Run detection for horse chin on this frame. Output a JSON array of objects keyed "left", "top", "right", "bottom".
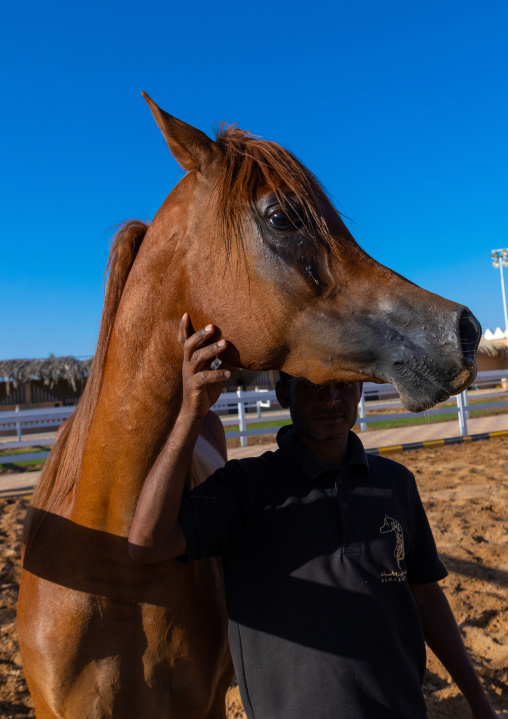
[
  {"left": 395, "top": 385, "right": 450, "bottom": 413},
  {"left": 389, "top": 367, "right": 452, "bottom": 413}
]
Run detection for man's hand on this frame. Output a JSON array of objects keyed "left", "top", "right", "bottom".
[
  {"left": 178, "top": 313, "right": 231, "bottom": 419},
  {"left": 411, "top": 583, "right": 498, "bottom": 719},
  {"left": 129, "top": 314, "right": 231, "bottom": 563}
]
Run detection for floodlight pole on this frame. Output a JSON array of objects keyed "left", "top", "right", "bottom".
[{"left": 491, "top": 248, "right": 508, "bottom": 349}]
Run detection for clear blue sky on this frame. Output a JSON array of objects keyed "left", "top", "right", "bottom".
[{"left": 2, "top": 0, "right": 508, "bottom": 359}]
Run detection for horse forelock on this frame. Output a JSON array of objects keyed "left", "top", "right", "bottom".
[
  {"left": 24, "top": 220, "right": 149, "bottom": 545},
  {"left": 213, "top": 124, "right": 340, "bottom": 262}
]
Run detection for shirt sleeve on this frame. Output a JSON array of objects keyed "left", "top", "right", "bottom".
[
  {"left": 178, "top": 459, "right": 257, "bottom": 562},
  {"left": 405, "top": 477, "right": 448, "bottom": 585}
]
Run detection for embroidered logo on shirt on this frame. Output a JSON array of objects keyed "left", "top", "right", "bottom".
[{"left": 379, "top": 514, "right": 407, "bottom": 582}]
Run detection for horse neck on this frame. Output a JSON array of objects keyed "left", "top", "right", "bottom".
[
  {"left": 72, "top": 223, "right": 190, "bottom": 533},
  {"left": 71, "top": 175, "right": 228, "bottom": 533},
  {"left": 71, "top": 326, "right": 184, "bottom": 533}
]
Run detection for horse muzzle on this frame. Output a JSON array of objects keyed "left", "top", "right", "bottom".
[{"left": 381, "top": 308, "right": 481, "bottom": 412}]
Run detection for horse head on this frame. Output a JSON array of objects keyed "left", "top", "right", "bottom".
[
  {"left": 379, "top": 516, "right": 392, "bottom": 534},
  {"left": 141, "top": 93, "right": 480, "bottom": 413}
]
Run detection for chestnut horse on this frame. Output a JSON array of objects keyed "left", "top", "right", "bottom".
[{"left": 17, "top": 93, "right": 481, "bottom": 718}]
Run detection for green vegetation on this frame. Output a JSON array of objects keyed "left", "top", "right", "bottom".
[
  {"left": 225, "top": 419, "right": 291, "bottom": 432},
  {"left": 1, "top": 460, "right": 45, "bottom": 470},
  {"left": 366, "top": 413, "right": 457, "bottom": 430},
  {"left": 366, "top": 405, "right": 508, "bottom": 430},
  {"left": 0, "top": 446, "right": 51, "bottom": 473},
  {"left": 0, "top": 446, "right": 51, "bottom": 456},
  {"left": 224, "top": 402, "right": 508, "bottom": 434}
]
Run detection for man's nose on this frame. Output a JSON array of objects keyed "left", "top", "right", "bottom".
[{"left": 321, "top": 384, "right": 341, "bottom": 406}]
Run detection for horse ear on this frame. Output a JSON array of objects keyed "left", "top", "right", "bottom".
[{"left": 142, "top": 92, "right": 218, "bottom": 172}]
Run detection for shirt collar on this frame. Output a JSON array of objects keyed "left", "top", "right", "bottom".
[{"left": 276, "top": 425, "right": 369, "bottom": 482}]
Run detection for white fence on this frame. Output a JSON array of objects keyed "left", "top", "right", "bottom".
[
  {"left": 0, "top": 406, "right": 75, "bottom": 465},
  {"left": 1, "top": 370, "right": 508, "bottom": 463}
]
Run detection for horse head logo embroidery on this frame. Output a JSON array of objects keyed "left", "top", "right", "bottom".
[{"left": 380, "top": 514, "right": 405, "bottom": 570}]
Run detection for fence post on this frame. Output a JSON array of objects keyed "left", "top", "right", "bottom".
[
  {"left": 358, "top": 387, "right": 367, "bottom": 432},
  {"left": 15, "top": 405, "right": 22, "bottom": 442},
  {"left": 457, "top": 391, "right": 468, "bottom": 437},
  {"left": 255, "top": 387, "right": 262, "bottom": 418},
  {"left": 463, "top": 389, "right": 469, "bottom": 419},
  {"left": 237, "top": 388, "right": 248, "bottom": 447}
]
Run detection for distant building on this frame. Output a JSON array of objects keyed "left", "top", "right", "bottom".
[
  {"left": 0, "top": 357, "right": 92, "bottom": 411},
  {"left": 483, "top": 327, "right": 507, "bottom": 341},
  {"left": 477, "top": 330, "right": 508, "bottom": 373}
]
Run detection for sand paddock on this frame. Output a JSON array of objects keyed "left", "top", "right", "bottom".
[{"left": 1, "top": 437, "right": 507, "bottom": 717}]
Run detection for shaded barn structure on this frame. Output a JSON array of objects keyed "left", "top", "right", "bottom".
[
  {"left": 0, "top": 357, "right": 92, "bottom": 411},
  {"left": 0, "top": 357, "right": 277, "bottom": 411},
  {"left": 476, "top": 337, "right": 508, "bottom": 373}
]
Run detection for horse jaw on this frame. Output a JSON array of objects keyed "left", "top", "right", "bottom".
[{"left": 278, "top": 300, "right": 480, "bottom": 413}]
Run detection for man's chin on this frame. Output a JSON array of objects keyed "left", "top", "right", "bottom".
[
  {"left": 302, "top": 427, "right": 349, "bottom": 443},
  {"left": 312, "top": 432, "right": 347, "bottom": 442}
]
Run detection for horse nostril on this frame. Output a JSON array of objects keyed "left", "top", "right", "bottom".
[{"left": 458, "top": 309, "right": 481, "bottom": 364}]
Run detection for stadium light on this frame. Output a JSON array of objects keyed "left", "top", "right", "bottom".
[{"left": 491, "top": 248, "right": 508, "bottom": 348}]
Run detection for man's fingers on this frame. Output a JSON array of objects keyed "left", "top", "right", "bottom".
[
  {"left": 179, "top": 322, "right": 232, "bottom": 386},
  {"left": 219, "top": 361, "right": 234, "bottom": 375},
  {"left": 188, "top": 339, "right": 228, "bottom": 369},
  {"left": 183, "top": 323, "right": 215, "bottom": 361},
  {"left": 194, "top": 369, "right": 231, "bottom": 386},
  {"left": 178, "top": 313, "right": 191, "bottom": 348}
]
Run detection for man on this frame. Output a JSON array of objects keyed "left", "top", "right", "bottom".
[{"left": 129, "top": 316, "right": 496, "bottom": 719}]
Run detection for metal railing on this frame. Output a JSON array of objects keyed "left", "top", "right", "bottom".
[{"left": 1, "top": 370, "right": 508, "bottom": 462}]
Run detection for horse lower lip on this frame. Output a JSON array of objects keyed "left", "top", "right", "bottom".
[
  {"left": 393, "top": 362, "right": 443, "bottom": 393},
  {"left": 391, "top": 362, "right": 452, "bottom": 410}
]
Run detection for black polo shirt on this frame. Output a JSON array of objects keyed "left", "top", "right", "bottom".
[{"left": 179, "top": 427, "right": 447, "bottom": 719}]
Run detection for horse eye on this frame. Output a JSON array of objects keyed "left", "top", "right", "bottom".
[
  {"left": 267, "top": 208, "right": 303, "bottom": 230},
  {"left": 268, "top": 211, "right": 292, "bottom": 228}
]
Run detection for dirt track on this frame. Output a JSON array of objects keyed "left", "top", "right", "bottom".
[{"left": 1, "top": 437, "right": 507, "bottom": 717}]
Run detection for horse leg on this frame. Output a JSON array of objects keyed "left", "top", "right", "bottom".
[
  {"left": 23, "top": 666, "right": 59, "bottom": 719},
  {"left": 204, "top": 658, "right": 235, "bottom": 719},
  {"left": 205, "top": 695, "right": 228, "bottom": 719}
]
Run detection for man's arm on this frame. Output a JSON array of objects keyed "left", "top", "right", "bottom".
[
  {"left": 411, "top": 582, "right": 497, "bottom": 719},
  {"left": 128, "top": 314, "right": 231, "bottom": 564}
]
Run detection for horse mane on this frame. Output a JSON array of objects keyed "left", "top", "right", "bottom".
[
  {"left": 24, "top": 220, "right": 149, "bottom": 545},
  {"left": 213, "top": 125, "right": 339, "bottom": 263}
]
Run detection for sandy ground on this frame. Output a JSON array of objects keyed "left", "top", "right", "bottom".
[{"left": 1, "top": 438, "right": 507, "bottom": 718}]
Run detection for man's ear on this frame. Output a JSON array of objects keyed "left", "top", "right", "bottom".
[
  {"left": 142, "top": 92, "right": 219, "bottom": 173},
  {"left": 275, "top": 381, "right": 290, "bottom": 409}
]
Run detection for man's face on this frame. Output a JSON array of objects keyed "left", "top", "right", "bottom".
[{"left": 276, "top": 378, "right": 362, "bottom": 442}]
